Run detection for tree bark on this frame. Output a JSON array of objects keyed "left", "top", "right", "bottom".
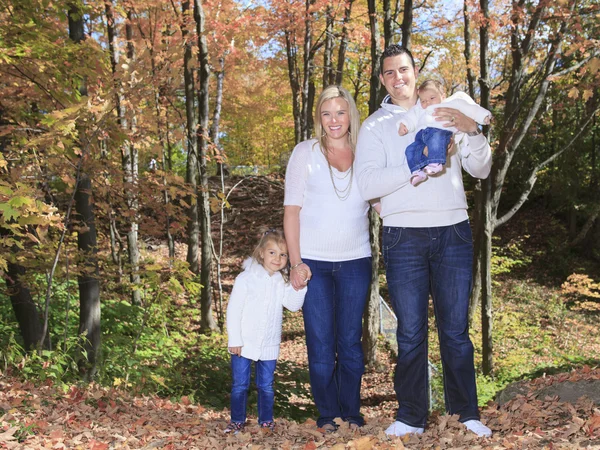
[
  {"left": 211, "top": 57, "right": 226, "bottom": 177},
  {"left": 69, "top": 2, "right": 101, "bottom": 380},
  {"left": 182, "top": 0, "right": 200, "bottom": 274},
  {"left": 363, "top": 208, "right": 381, "bottom": 368},
  {"left": 6, "top": 262, "right": 43, "bottom": 351},
  {"left": 322, "top": 6, "right": 334, "bottom": 89},
  {"left": 367, "top": 0, "right": 382, "bottom": 115},
  {"left": 105, "top": 0, "right": 141, "bottom": 305},
  {"left": 285, "top": 30, "right": 302, "bottom": 145},
  {"left": 334, "top": 0, "right": 354, "bottom": 85},
  {"left": 195, "top": 0, "right": 217, "bottom": 332},
  {"left": 74, "top": 174, "right": 101, "bottom": 379}
]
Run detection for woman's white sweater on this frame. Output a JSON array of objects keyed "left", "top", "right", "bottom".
[
  {"left": 284, "top": 139, "right": 371, "bottom": 262},
  {"left": 226, "top": 258, "right": 307, "bottom": 361}
]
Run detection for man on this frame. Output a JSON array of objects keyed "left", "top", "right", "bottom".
[{"left": 355, "top": 44, "right": 493, "bottom": 438}]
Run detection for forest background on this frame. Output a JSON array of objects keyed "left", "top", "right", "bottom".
[{"left": 0, "top": 0, "right": 600, "bottom": 446}]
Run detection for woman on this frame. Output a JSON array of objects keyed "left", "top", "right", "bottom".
[{"left": 283, "top": 85, "right": 375, "bottom": 431}]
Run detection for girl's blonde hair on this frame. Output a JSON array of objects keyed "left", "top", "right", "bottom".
[
  {"left": 314, "top": 85, "right": 361, "bottom": 155},
  {"left": 251, "top": 228, "right": 290, "bottom": 282}
]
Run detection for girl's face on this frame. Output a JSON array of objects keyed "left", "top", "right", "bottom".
[
  {"left": 260, "top": 241, "right": 289, "bottom": 275},
  {"left": 320, "top": 97, "right": 350, "bottom": 141}
]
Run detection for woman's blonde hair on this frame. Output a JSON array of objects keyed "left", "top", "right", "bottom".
[
  {"left": 314, "top": 85, "right": 361, "bottom": 155},
  {"left": 251, "top": 228, "right": 290, "bottom": 282}
]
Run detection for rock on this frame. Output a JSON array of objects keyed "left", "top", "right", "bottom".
[{"left": 495, "top": 379, "right": 600, "bottom": 406}]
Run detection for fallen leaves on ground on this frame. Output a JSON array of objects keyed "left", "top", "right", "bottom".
[{"left": 2, "top": 367, "right": 600, "bottom": 449}]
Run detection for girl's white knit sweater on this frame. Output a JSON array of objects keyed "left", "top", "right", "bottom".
[{"left": 226, "top": 258, "right": 307, "bottom": 361}]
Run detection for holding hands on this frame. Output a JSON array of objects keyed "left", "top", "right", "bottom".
[{"left": 290, "top": 262, "right": 312, "bottom": 291}]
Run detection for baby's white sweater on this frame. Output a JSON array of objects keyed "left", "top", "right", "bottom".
[
  {"left": 226, "top": 258, "right": 306, "bottom": 361},
  {"left": 284, "top": 139, "right": 371, "bottom": 261},
  {"left": 400, "top": 91, "right": 492, "bottom": 133}
]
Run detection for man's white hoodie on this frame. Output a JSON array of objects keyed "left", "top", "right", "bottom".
[{"left": 226, "top": 258, "right": 307, "bottom": 361}]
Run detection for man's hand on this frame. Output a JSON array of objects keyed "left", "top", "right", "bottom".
[{"left": 432, "top": 107, "right": 478, "bottom": 134}]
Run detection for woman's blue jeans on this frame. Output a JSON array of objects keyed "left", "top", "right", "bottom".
[
  {"left": 230, "top": 355, "right": 276, "bottom": 424},
  {"left": 302, "top": 257, "right": 371, "bottom": 427},
  {"left": 405, "top": 127, "right": 452, "bottom": 173},
  {"left": 382, "top": 221, "right": 480, "bottom": 428}
]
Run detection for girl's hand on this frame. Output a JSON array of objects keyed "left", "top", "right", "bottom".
[
  {"left": 290, "top": 263, "right": 311, "bottom": 290},
  {"left": 228, "top": 346, "right": 242, "bottom": 356},
  {"left": 432, "top": 107, "right": 478, "bottom": 134},
  {"left": 398, "top": 123, "right": 408, "bottom": 136}
]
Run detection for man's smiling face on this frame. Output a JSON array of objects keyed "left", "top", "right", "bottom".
[{"left": 379, "top": 53, "right": 418, "bottom": 108}]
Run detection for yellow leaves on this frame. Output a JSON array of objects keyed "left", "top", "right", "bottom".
[
  {"left": 567, "top": 87, "right": 579, "bottom": 99},
  {"left": 589, "top": 58, "right": 600, "bottom": 74}
]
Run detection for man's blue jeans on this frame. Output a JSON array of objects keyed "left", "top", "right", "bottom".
[
  {"left": 405, "top": 127, "right": 452, "bottom": 173},
  {"left": 302, "top": 257, "right": 371, "bottom": 427},
  {"left": 230, "top": 355, "right": 276, "bottom": 424},
  {"left": 382, "top": 221, "right": 480, "bottom": 427}
]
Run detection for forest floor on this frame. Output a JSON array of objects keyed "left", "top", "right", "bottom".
[{"left": 2, "top": 174, "right": 600, "bottom": 449}]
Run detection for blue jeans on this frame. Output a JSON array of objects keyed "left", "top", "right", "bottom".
[
  {"left": 382, "top": 220, "right": 480, "bottom": 427},
  {"left": 302, "top": 257, "right": 371, "bottom": 427},
  {"left": 405, "top": 127, "right": 452, "bottom": 173},
  {"left": 230, "top": 355, "right": 277, "bottom": 424}
]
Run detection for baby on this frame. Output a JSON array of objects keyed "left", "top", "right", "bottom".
[{"left": 399, "top": 79, "right": 492, "bottom": 186}]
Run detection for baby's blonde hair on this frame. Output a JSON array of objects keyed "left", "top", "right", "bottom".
[
  {"left": 251, "top": 228, "right": 290, "bottom": 282},
  {"left": 417, "top": 79, "right": 446, "bottom": 96}
]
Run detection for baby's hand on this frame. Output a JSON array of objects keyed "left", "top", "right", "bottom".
[
  {"left": 398, "top": 123, "right": 408, "bottom": 136},
  {"left": 228, "top": 346, "right": 242, "bottom": 356}
]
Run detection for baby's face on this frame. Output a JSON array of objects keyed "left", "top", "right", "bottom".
[{"left": 418, "top": 88, "right": 444, "bottom": 109}]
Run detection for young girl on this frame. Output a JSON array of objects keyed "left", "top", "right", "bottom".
[{"left": 224, "top": 229, "right": 307, "bottom": 434}]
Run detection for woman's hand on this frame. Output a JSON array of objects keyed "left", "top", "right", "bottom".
[
  {"left": 290, "top": 263, "right": 312, "bottom": 290},
  {"left": 228, "top": 346, "right": 242, "bottom": 356},
  {"left": 432, "top": 107, "right": 478, "bottom": 134}
]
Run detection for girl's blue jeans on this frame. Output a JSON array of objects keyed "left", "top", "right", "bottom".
[
  {"left": 302, "top": 257, "right": 371, "bottom": 428},
  {"left": 230, "top": 355, "right": 276, "bottom": 424},
  {"left": 382, "top": 220, "right": 480, "bottom": 427}
]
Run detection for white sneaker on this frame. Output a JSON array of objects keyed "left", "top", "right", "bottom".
[
  {"left": 384, "top": 420, "right": 424, "bottom": 437},
  {"left": 463, "top": 419, "right": 492, "bottom": 437}
]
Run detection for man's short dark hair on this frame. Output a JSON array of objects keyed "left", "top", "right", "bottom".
[{"left": 379, "top": 45, "right": 415, "bottom": 75}]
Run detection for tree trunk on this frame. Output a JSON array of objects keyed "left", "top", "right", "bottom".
[
  {"left": 75, "top": 174, "right": 102, "bottom": 379},
  {"left": 6, "top": 262, "right": 44, "bottom": 351},
  {"left": 124, "top": 10, "right": 142, "bottom": 306},
  {"left": 211, "top": 57, "right": 226, "bottom": 177},
  {"left": 367, "top": 0, "right": 382, "bottom": 114},
  {"left": 322, "top": 6, "right": 334, "bottom": 89},
  {"left": 400, "top": 0, "right": 413, "bottom": 49},
  {"left": 69, "top": 2, "right": 101, "bottom": 380},
  {"left": 480, "top": 178, "right": 494, "bottom": 375},
  {"left": 182, "top": 0, "right": 200, "bottom": 274},
  {"left": 334, "top": 0, "right": 353, "bottom": 85},
  {"left": 195, "top": 0, "right": 217, "bottom": 332},
  {"left": 285, "top": 30, "right": 302, "bottom": 145},
  {"left": 301, "top": 0, "right": 316, "bottom": 140},
  {"left": 363, "top": 208, "right": 381, "bottom": 367}
]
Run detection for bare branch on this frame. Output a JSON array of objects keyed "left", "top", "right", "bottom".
[{"left": 496, "top": 106, "right": 600, "bottom": 228}]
